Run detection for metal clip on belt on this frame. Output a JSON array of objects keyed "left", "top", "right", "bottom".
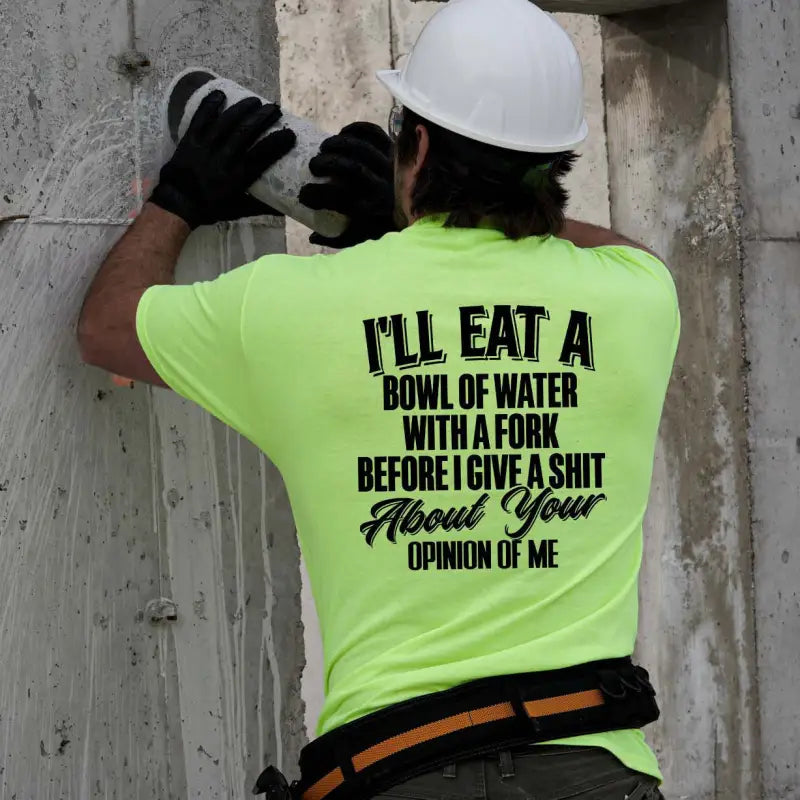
[{"left": 254, "top": 658, "right": 659, "bottom": 800}]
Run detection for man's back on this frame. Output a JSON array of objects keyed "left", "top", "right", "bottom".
[{"left": 137, "top": 217, "right": 679, "bottom": 780}]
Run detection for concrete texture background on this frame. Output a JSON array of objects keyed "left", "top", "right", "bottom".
[
  {"left": 603, "top": 2, "right": 759, "bottom": 795},
  {"left": 728, "top": 0, "right": 800, "bottom": 797},
  {"left": 0, "top": 1, "right": 304, "bottom": 797},
  {"left": 0, "top": 0, "right": 797, "bottom": 798}
]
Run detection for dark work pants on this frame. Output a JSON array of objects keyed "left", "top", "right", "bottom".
[{"left": 371, "top": 745, "right": 664, "bottom": 800}]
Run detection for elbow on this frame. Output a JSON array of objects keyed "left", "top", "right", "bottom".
[
  {"left": 77, "top": 324, "right": 97, "bottom": 367},
  {"left": 77, "top": 305, "right": 104, "bottom": 367}
]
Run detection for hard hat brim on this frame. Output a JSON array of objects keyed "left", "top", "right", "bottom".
[{"left": 376, "top": 69, "right": 588, "bottom": 154}]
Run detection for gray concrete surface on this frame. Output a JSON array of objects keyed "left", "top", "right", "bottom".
[
  {"left": 603, "top": 2, "right": 760, "bottom": 796},
  {"left": 742, "top": 240, "right": 800, "bottom": 800},
  {"left": 277, "top": 0, "right": 394, "bottom": 257},
  {"left": 0, "top": 1, "right": 304, "bottom": 797},
  {"left": 728, "top": 1, "right": 800, "bottom": 797},
  {"left": 727, "top": 0, "right": 799, "bottom": 241}
]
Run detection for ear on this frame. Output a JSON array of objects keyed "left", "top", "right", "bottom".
[{"left": 412, "top": 124, "right": 430, "bottom": 178}]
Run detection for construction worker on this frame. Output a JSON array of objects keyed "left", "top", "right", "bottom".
[{"left": 78, "top": 0, "right": 677, "bottom": 798}]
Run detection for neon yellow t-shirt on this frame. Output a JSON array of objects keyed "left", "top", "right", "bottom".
[{"left": 137, "top": 218, "right": 679, "bottom": 781}]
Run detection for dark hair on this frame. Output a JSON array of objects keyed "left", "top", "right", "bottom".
[{"left": 396, "top": 109, "right": 577, "bottom": 239}]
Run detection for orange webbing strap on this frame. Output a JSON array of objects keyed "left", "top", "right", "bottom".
[
  {"left": 524, "top": 689, "right": 604, "bottom": 718},
  {"left": 304, "top": 768, "right": 345, "bottom": 800},
  {"left": 301, "top": 689, "right": 605, "bottom": 800}
]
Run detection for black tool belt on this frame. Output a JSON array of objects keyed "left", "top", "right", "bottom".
[{"left": 254, "top": 657, "right": 659, "bottom": 800}]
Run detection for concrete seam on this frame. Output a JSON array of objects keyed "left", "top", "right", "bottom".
[
  {"left": 597, "top": 16, "right": 613, "bottom": 226},
  {"left": 598, "top": 18, "right": 616, "bottom": 228},
  {"left": 127, "top": 0, "right": 137, "bottom": 49},
  {"left": 388, "top": 0, "right": 397, "bottom": 69},
  {"left": 723, "top": 4, "right": 763, "bottom": 795},
  {"left": 742, "top": 236, "right": 800, "bottom": 243},
  {"left": 133, "top": 84, "right": 144, "bottom": 212},
  {"left": 147, "top": 387, "right": 184, "bottom": 796},
  {"left": 258, "top": 452, "right": 284, "bottom": 771},
  {"left": 7, "top": 217, "right": 134, "bottom": 226}
]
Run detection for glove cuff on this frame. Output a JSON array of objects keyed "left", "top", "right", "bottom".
[{"left": 149, "top": 183, "right": 201, "bottom": 230}]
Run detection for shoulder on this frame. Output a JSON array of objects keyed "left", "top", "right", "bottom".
[{"left": 586, "top": 244, "right": 676, "bottom": 299}]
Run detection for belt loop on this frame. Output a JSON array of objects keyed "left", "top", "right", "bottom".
[
  {"left": 334, "top": 739, "right": 356, "bottom": 783},
  {"left": 506, "top": 678, "right": 529, "bottom": 721},
  {"left": 506, "top": 679, "right": 541, "bottom": 735},
  {"left": 498, "top": 750, "right": 515, "bottom": 779},
  {"left": 443, "top": 763, "right": 457, "bottom": 779}
]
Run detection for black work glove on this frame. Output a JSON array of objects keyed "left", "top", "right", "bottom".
[
  {"left": 150, "top": 91, "right": 297, "bottom": 229},
  {"left": 298, "top": 122, "right": 398, "bottom": 248}
]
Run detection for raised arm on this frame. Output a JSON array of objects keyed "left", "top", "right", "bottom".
[
  {"left": 78, "top": 204, "right": 189, "bottom": 384},
  {"left": 77, "top": 92, "right": 296, "bottom": 384}
]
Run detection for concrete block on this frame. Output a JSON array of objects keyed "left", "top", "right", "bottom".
[
  {"left": 603, "top": 2, "right": 758, "bottom": 796},
  {"left": 0, "top": 222, "right": 303, "bottom": 800},
  {"left": 0, "top": 0, "right": 130, "bottom": 219},
  {"left": 132, "top": 2, "right": 307, "bottom": 786},
  {"left": 390, "top": 0, "right": 439, "bottom": 65},
  {"left": 277, "top": 0, "right": 392, "bottom": 130},
  {"left": 301, "top": 558, "right": 325, "bottom": 736},
  {"left": 555, "top": 13, "right": 610, "bottom": 226},
  {"left": 727, "top": 0, "right": 800, "bottom": 240},
  {"left": 743, "top": 238, "right": 800, "bottom": 800},
  {"left": 0, "top": 6, "right": 164, "bottom": 791},
  {"left": 0, "top": 219, "right": 177, "bottom": 797},
  {"left": 0, "top": 0, "right": 304, "bottom": 795}
]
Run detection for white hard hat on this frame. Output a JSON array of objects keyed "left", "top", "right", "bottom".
[{"left": 377, "top": 0, "right": 588, "bottom": 153}]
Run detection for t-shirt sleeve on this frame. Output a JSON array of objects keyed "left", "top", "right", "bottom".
[
  {"left": 597, "top": 244, "right": 681, "bottom": 353},
  {"left": 136, "top": 262, "right": 261, "bottom": 441}
]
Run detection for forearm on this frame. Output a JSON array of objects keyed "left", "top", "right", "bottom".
[
  {"left": 558, "top": 218, "right": 660, "bottom": 259},
  {"left": 78, "top": 203, "right": 190, "bottom": 380},
  {"left": 88, "top": 203, "right": 189, "bottom": 294}
]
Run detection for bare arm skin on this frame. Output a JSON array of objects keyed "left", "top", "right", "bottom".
[
  {"left": 77, "top": 203, "right": 190, "bottom": 386},
  {"left": 558, "top": 218, "right": 662, "bottom": 260}
]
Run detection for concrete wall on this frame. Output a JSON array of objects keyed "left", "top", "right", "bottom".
[
  {"left": 0, "top": 2, "right": 304, "bottom": 797},
  {"left": 728, "top": 0, "right": 800, "bottom": 797},
  {"left": 603, "top": 1, "right": 760, "bottom": 795}
]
